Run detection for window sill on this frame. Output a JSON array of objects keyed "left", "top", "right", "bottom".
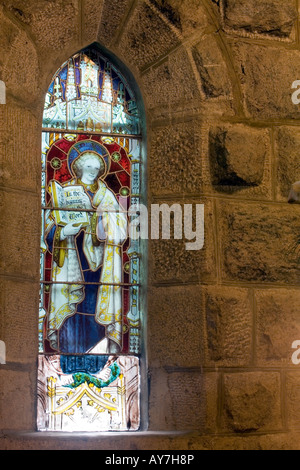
[
  {"left": 2, "top": 430, "right": 189, "bottom": 438},
  {"left": 0, "top": 430, "right": 193, "bottom": 450}
]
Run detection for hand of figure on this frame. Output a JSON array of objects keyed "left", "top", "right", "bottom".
[{"left": 62, "top": 223, "right": 83, "bottom": 237}]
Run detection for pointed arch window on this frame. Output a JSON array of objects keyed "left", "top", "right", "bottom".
[{"left": 37, "top": 45, "right": 145, "bottom": 432}]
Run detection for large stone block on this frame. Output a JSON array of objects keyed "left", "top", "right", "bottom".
[
  {"left": 0, "top": 189, "right": 40, "bottom": 279},
  {"left": 98, "top": 0, "right": 134, "bottom": 46},
  {"left": 167, "top": 371, "right": 218, "bottom": 432},
  {"left": 220, "top": 0, "right": 297, "bottom": 41},
  {"left": 148, "top": 368, "right": 219, "bottom": 432},
  {"left": 149, "top": 0, "right": 209, "bottom": 39},
  {"left": 274, "top": 127, "right": 300, "bottom": 202},
  {"left": 2, "top": 0, "right": 81, "bottom": 70},
  {"left": 191, "top": 35, "right": 232, "bottom": 100},
  {"left": 218, "top": 201, "right": 300, "bottom": 284},
  {"left": 0, "top": 369, "right": 34, "bottom": 431},
  {"left": 149, "top": 198, "right": 216, "bottom": 284},
  {"left": 149, "top": 120, "right": 202, "bottom": 196},
  {"left": 208, "top": 124, "right": 271, "bottom": 196},
  {"left": 0, "top": 5, "right": 19, "bottom": 71},
  {"left": 286, "top": 372, "right": 300, "bottom": 430},
  {"left": 0, "top": 103, "right": 40, "bottom": 193},
  {"left": 1, "top": 26, "right": 41, "bottom": 105},
  {"left": 82, "top": 0, "right": 104, "bottom": 44},
  {"left": 255, "top": 288, "right": 300, "bottom": 366},
  {"left": 147, "top": 368, "right": 173, "bottom": 431},
  {"left": 147, "top": 285, "right": 204, "bottom": 367},
  {"left": 120, "top": 2, "right": 181, "bottom": 70},
  {"left": 0, "top": 278, "right": 38, "bottom": 363},
  {"left": 203, "top": 286, "right": 253, "bottom": 367},
  {"left": 222, "top": 372, "right": 282, "bottom": 432},
  {"left": 232, "top": 43, "right": 300, "bottom": 119},
  {"left": 188, "top": 432, "right": 300, "bottom": 451}
]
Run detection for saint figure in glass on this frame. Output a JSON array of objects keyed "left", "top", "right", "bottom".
[{"left": 45, "top": 141, "right": 127, "bottom": 354}]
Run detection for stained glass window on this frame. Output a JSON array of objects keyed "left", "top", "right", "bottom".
[{"left": 37, "top": 46, "right": 143, "bottom": 432}]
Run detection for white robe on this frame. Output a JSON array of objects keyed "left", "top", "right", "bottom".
[{"left": 45, "top": 179, "right": 127, "bottom": 352}]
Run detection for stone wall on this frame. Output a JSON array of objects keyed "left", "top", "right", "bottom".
[{"left": 1, "top": 0, "right": 300, "bottom": 450}]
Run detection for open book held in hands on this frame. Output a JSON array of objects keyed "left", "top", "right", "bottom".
[{"left": 48, "top": 180, "right": 90, "bottom": 227}]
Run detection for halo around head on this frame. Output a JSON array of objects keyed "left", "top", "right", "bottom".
[{"left": 67, "top": 140, "right": 110, "bottom": 179}]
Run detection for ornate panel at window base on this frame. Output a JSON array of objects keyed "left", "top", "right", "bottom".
[{"left": 37, "top": 355, "right": 140, "bottom": 432}]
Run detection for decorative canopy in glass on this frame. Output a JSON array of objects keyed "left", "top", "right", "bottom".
[{"left": 43, "top": 47, "right": 140, "bottom": 136}]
